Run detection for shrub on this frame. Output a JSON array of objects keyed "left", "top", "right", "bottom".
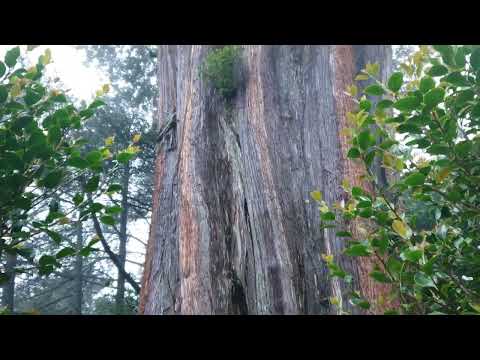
[
  {"left": 0, "top": 46, "right": 139, "bottom": 287},
  {"left": 313, "top": 45, "right": 480, "bottom": 315}
]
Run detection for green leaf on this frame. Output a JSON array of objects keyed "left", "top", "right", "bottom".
[
  {"left": 387, "top": 257, "right": 402, "bottom": 275},
  {"left": 47, "top": 126, "right": 62, "bottom": 145},
  {"left": 393, "top": 96, "right": 420, "bottom": 112},
  {"left": 414, "top": 272, "right": 435, "bottom": 288},
  {"left": 370, "top": 270, "right": 391, "bottom": 283},
  {"left": 45, "top": 230, "right": 62, "bottom": 244},
  {"left": 0, "top": 86, "right": 8, "bottom": 103},
  {"left": 351, "top": 187, "right": 363, "bottom": 197},
  {"left": 377, "top": 99, "right": 394, "bottom": 110},
  {"left": 400, "top": 248, "right": 423, "bottom": 263},
  {"left": 336, "top": 231, "right": 352, "bottom": 237},
  {"left": 86, "top": 150, "right": 102, "bottom": 165},
  {"left": 359, "top": 99, "right": 371, "bottom": 112},
  {"left": 364, "top": 84, "right": 385, "bottom": 96},
  {"left": 100, "top": 215, "right": 115, "bottom": 226},
  {"left": 357, "top": 130, "right": 374, "bottom": 151},
  {"left": 85, "top": 175, "right": 100, "bottom": 193},
  {"left": 428, "top": 144, "right": 450, "bottom": 155},
  {"left": 107, "top": 184, "right": 122, "bottom": 193},
  {"left": 56, "top": 247, "right": 76, "bottom": 259},
  {"left": 105, "top": 205, "right": 123, "bottom": 215},
  {"left": 350, "top": 297, "right": 370, "bottom": 310},
  {"left": 0, "top": 61, "right": 6, "bottom": 77},
  {"left": 67, "top": 156, "right": 89, "bottom": 169},
  {"left": 14, "top": 196, "right": 32, "bottom": 210},
  {"left": 427, "top": 65, "right": 448, "bottom": 77},
  {"left": 419, "top": 76, "right": 435, "bottom": 93},
  {"left": 443, "top": 72, "right": 469, "bottom": 87},
  {"left": 5, "top": 47, "right": 20, "bottom": 67},
  {"left": 88, "top": 99, "right": 106, "bottom": 109},
  {"left": 404, "top": 172, "right": 426, "bottom": 186},
  {"left": 321, "top": 212, "right": 335, "bottom": 221},
  {"left": 387, "top": 72, "right": 403, "bottom": 92},
  {"left": 39, "top": 255, "right": 58, "bottom": 267},
  {"left": 24, "top": 88, "right": 43, "bottom": 106},
  {"left": 344, "top": 243, "right": 371, "bottom": 257},
  {"left": 89, "top": 203, "right": 104, "bottom": 213},
  {"left": 42, "top": 170, "right": 64, "bottom": 188},
  {"left": 347, "top": 147, "right": 361, "bottom": 159},
  {"left": 455, "top": 47, "right": 466, "bottom": 68},
  {"left": 73, "top": 193, "right": 84, "bottom": 206},
  {"left": 117, "top": 152, "right": 135, "bottom": 164}
]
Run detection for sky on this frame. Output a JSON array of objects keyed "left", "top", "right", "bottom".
[{"left": 0, "top": 45, "right": 108, "bottom": 102}]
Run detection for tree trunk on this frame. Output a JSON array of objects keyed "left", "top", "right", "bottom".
[
  {"left": 115, "top": 162, "right": 130, "bottom": 314},
  {"left": 72, "top": 213, "right": 84, "bottom": 314},
  {"left": 140, "top": 45, "right": 392, "bottom": 315},
  {"left": 1, "top": 252, "right": 17, "bottom": 312}
]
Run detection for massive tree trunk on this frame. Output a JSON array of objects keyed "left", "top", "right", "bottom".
[{"left": 140, "top": 45, "right": 392, "bottom": 315}]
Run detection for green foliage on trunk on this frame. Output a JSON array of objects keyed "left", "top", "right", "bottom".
[{"left": 201, "top": 45, "right": 242, "bottom": 100}]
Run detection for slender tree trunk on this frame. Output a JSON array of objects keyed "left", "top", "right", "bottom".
[
  {"left": 72, "top": 213, "right": 83, "bottom": 314},
  {"left": 140, "top": 45, "right": 393, "bottom": 315},
  {"left": 1, "top": 252, "right": 17, "bottom": 312},
  {"left": 115, "top": 162, "right": 130, "bottom": 314}
]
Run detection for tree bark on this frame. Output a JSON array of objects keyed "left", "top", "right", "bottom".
[
  {"left": 115, "top": 162, "right": 130, "bottom": 314},
  {"left": 140, "top": 45, "right": 392, "bottom": 315},
  {"left": 1, "top": 252, "right": 17, "bottom": 312},
  {"left": 72, "top": 213, "right": 83, "bottom": 314}
]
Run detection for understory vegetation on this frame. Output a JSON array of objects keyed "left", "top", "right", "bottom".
[{"left": 313, "top": 45, "right": 480, "bottom": 314}]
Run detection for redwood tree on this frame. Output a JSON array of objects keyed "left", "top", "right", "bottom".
[{"left": 140, "top": 45, "right": 392, "bottom": 314}]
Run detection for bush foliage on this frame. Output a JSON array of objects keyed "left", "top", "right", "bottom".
[{"left": 313, "top": 45, "right": 480, "bottom": 315}]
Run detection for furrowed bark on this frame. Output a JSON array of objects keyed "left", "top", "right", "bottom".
[{"left": 141, "top": 45, "right": 393, "bottom": 314}]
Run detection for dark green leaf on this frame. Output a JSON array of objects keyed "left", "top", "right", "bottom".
[
  {"left": 5, "top": 47, "right": 20, "bottom": 67},
  {"left": 56, "top": 247, "right": 76, "bottom": 259},
  {"left": 364, "top": 84, "right": 385, "bottom": 96},
  {"left": 42, "top": 170, "right": 64, "bottom": 188},
  {"left": 344, "top": 243, "right": 371, "bottom": 257},
  {"left": 427, "top": 65, "right": 448, "bottom": 77},
  {"left": 419, "top": 76, "right": 435, "bottom": 93},
  {"left": 0, "top": 61, "right": 6, "bottom": 77},
  {"left": 100, "top": 215, "right": 115, "bottom": 226},
  {"left": 393, "top": 96, "right": 420, "bottom": 112},
  {"left": 387, "top": 72, "right": 403, "bottom": 92},
  {"left": 85, "top": 175, "right": 100, "bottom": 193},
  {"left": 404, "top": 172, "right": 426, "bottom": 186},
  {"left": 370, "top": 270, "right": 391, "bottom": 283},
  {"left": 347, "top": 147, "right": 361, "bottom": 159}
]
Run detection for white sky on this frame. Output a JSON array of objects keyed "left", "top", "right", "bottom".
[{"left": 0, "top": 45, "right": 108, "bottom": 102}]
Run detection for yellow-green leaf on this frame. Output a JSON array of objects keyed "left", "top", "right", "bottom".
[
  {"left": 392, "top": 219, "right": 412, "bottom": 239},
  {"left": 310, "top": 190, "right": 322, "bottom": 202},
  {"left": 132, "top": 134, "right": 142, "bottom": 143}
]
